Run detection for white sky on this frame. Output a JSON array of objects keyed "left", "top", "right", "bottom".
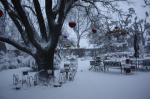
[{"left": 78, "top": 0, "right": 150, "bottom": 48}]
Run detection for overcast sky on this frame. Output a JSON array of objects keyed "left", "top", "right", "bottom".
[{"left": 79, "top": 0, "right": 150, "bottom": 48}]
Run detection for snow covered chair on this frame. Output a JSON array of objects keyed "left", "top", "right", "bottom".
[
  {"left": 89, "top": 60, "right": 103, "bottom": 71},
  {"left": 64, "top": 64, "right": 70, "bottom": 80},
  {"left": 13, "top": 74, "right": 20, "bottom": 86},
  {"left": 59, "top": 68, "right": 66, "bottom": 84},
  {"left": 89, "top": 61, "right": 96, "bottom": 71},
  {"left": 21, "top": 71, "right": 31, "bottom": 87},
  {"left": 123, "top": 59, "right": 132, "bottom": 74},
  {"left": 13, "top": 74, "right": 21, "bottom": 90},
  {"left": 13, "top": 72, "right": 30, "bottom": 89},
  {"left": 142, "top": 59, "right": 150, "bottom": 71},
  {"left": 130, "top": 59, "right": 138, "bottom": 70},
  {"left": 68, "top": 67, "right": 77, "bottom": 81}
]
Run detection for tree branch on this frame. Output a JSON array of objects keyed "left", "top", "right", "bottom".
[
  {"left": 45, "top": 0, "right": 58, "bottom": 40},
  {"left": 45, "top": 0, "right": 54, "bottom": 29},
  {"left": 0, "top": 36, "right": 33, "bottom": 56},
  {"left": 11, "top": 0, "right": 43, "bottom": 50},
  {"left": 57, "top": 0, "right": 66, "bottom": 25},
  {"left": 22, "top": 5, "right": 36, "bottom": 16},
  {"left": 33, "top": 0, "right": 47, "bottom": 41},
  {"left": 1, "top": 0, "right": 29, "bottom": 45}
]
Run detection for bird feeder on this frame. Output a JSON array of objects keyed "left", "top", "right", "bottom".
[
  {"left": 0, "top": 10, "right": 3, "bottom": 17},
  {"left": 69, "top": 21, "right": 76, "bottom": 28},
  {"left": 92, "top": 28, "right": 97, "bottom": 33}
]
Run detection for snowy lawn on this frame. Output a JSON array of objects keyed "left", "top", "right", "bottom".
[{"left": 0, "top": 58, "right": 150, "bottom": 99}]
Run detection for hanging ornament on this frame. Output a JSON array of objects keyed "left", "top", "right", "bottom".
[
  {"left": 0, "top": 10, "right": 4, "bottom": 17},
  {"left": 92, "top": 28, "right": 97, "bottom": 33},
  {"left": 69, "top": 21, "right": 76, "bottom": 28}
]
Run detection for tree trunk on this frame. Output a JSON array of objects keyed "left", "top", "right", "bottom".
[
  {"left": 77, "top": 42, "right": 80, "bottom": 48},
  {"left": 77, "top": 38, "right": 80, "bottom": 48},
  {"left": 34, "top": 49, "right": 55, "bottom": 80},
  {"left": 134, "top": 34, "right": 139, "bottom": 58}
]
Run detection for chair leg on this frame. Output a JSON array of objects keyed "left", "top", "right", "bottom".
[{"left": 89, "top": 66, "right": 93, "bottom": 71}]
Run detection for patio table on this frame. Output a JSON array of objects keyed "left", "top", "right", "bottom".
[{"left": 103, "top": 60, "right": 123, "bottom": 73}]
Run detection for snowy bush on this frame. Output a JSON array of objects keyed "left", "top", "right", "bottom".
[
  {"left": 54, "top": 53, "right": 62, "bottom": 70},
  {"left": 0, "top": 51, "right": 36, "bottom": 71}
]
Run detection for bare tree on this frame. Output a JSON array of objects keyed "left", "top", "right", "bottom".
[
  {"left": 67, "top": 6, "right": 91, "bottom": 48},
  {"left": 0, "top": 0, "right": 128, "bottom": 79}
]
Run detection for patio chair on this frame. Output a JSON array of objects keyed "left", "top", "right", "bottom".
[
  {"left": 13, "top": 74, "right": 20, "bottom": 86},
  {"left": 64, "top": 64, "right": 70, "bottom": 80},
  {"left": 142, "top": 59, "right": 150, "bottom": 71},
  {"left": 21, "top": 71, "right": 31, "bottom": 87},
  {"left": 59, "top": 69, "right": 66, "bottom": 83},
  {"left": 89, "top": 61, "right": 96, "bottom": 71}
]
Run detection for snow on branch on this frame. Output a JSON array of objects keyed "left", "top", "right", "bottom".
[
  {"left": 1, "top": 0, "right": 29, "bottom": 45},
  {"left": 11, "top": 0, "right": 43, "bottom": 51},
  {"left": 33, "top": 0, "right": 48, "bottom": 41},
  {"left": 0, "top": 36, "right": 33, "bottom": 56}
]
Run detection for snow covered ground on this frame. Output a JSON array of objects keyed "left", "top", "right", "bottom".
[{"left": 0, "top": 58, "right": 150, "bottom": 99}]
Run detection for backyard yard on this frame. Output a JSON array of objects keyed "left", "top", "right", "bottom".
[{"left": 0, "top": 58, "right": 150, "bottom": 99}]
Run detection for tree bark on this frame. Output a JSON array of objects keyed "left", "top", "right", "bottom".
[
  {"left": 77, "top": 39, "right": 80, "bottom": 48},
  {"left": 0, "top": 42, "right": 6, "bottom": 52},
  {"left": 34, "top": 49, "right": 55, "bottom": 78},
  {"left": 34, "top": 49, "right": 54, "bottom": 75}
]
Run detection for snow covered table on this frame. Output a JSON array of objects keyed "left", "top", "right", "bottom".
[
  {"left": 129, "top": 58, "right": 150, "bottom": 70},
  {"left": 103, "top": 60, "right": 123, "bottom": 73}
]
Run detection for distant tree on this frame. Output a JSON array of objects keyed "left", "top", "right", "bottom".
[{"left": 67, "top": 6, "right": 91, "bottom": 48}]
